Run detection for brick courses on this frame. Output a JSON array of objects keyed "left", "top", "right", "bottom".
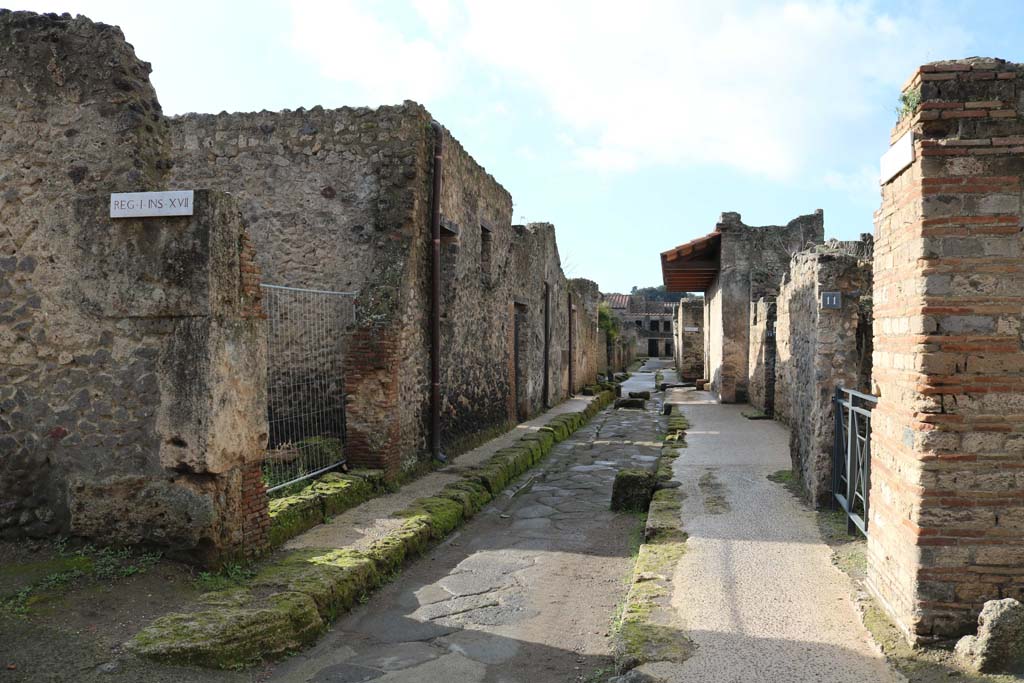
[{"left": 870, "top": 57, "right": 1024, "bottom": 641}]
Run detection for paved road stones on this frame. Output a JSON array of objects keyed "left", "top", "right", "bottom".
[{"left": 269, "top": 374, "right": 667, "bottom": 682}]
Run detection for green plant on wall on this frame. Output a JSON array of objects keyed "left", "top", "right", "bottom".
[
  {"left": 598, "top": 302, "right": 620, "bottom": 341},
  {"left": 896, "top": 87, "right": 921, "bottom": 121}
]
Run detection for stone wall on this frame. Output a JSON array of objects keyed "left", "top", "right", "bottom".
[
  {"left": 598, "top": 326, "right": 636, "bottom": 377},
  {"left": 747, "top": 298, "right": 777, "bottom": 415},
  {"left": 774, "top": 240, "right": 872, "bottom": 506},
  {"left": 0, "top": 10, "right": 604, "bottom": 559},
  {"left": 674, "top": 298, "right": 704, "bottom": 380},
  {"left": 705, "top": 273, "right": 722, "bottom": 387},
  {"left": 168, "top": 99, "right": 599, "bottom": 474},
  {"left": 167, "top": 103, "right": 433, "bottom": 473},
  {"left": 0, "top": 11, "right": 266, "bottom": 559},
  {"left": 570, "top": 279, "right": 602, "bottom": 393},
  {"left": 435, "top": 132, "right": 517, "bottom": 459},
  {"left": 869, "top": 58, "right": 1024, "bottom": 640},
  {"left": 704, "top": 211, "right": 824, "bottom": 402}
]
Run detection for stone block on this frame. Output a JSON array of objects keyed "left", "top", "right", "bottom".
[
  {"left": 611, "top": 469, "right": 655, "bottom": 512},
  {"left": 955, "top": 598, "right": 1024, "bottom": 674},
  {"left": 615, "top": 398, "right": 646, "bottom": 410}
]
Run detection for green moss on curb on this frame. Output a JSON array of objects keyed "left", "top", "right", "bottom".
[
  {"left": 468, "top": 461, "right": 510, "bottom": 495},
  {"left": 519, "top": 430, "right": 554, "bottom": 456},
  {"left": 127, "top": 591, "right": 323, "bottom": 669},
  {"left": 268, "top": 470, "right": 387, "bottom": 549},
  {"left": 665, "top": 407, "right": 689, "bottom": 446},
  {"left": 251, "top": 548, "right": 379, "bottom": 619},
  {"left": 613, "top": 409, "right": 694, "bottom": 674},
  {"left": 398, "top": 497, "right": 465, "bottom": 539},
  {"left": 656, "top": 448, "right": 680, "bottom": 482},
  {"left": 313, "top": 472, "right": 378, "bottom": 517},
  {"left": 131, "top": 391, "right": 618, "bottom": 670},
  {"left": 438, "top": 480, "right": 493, "bottom": 517},
  {"left": 267, "top": 490, "right": 323, "bottom": 549},
  {"left": 645, "top": 489, "right": 684, "bottom": 542}
]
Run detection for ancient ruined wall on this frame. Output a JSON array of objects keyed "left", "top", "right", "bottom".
[
  {"left": 167, "top": 103, "right": 434, "bottom": 473},
  {"left": 674, "top": 298, "right": 704, "bottom": 380},
  {"left": 612, "top": 326, "right": 638, "bottom": 374},
  {"left": 774, "top": 243, "right": 872, "bottom": 506},
  {"left": 747, "top": 298, "right": 777, "bottom": 415},
  {"left": 505, "top": 224, "right": 574, "bottom": 420},
  {"left": 705, "top": 273, "right": 723, "bottom": 388},
  {"left": 170, "top": 104, "right": 584, "bottom": 473},
  {"left": 597, "top": 329, "right": 609, "bottom": 375},
  {"left": 706, "top": 211, "right": 824, "bottom": 402},
  {"left": 434, "top": 134, "right": 519, "bottom": 457},
  {"left": 0, "top": 12, "right": 266, "bottom": 559},
  {"left": 570, "top": 279, "right": 602, "bottom": 392},
  {"left": 870, "top": 58, "right": 1024, "bottom": 640}
]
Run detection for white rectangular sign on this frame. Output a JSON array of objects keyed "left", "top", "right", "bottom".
[
  {"left": 879, "top": 130, "right": 915, "bottom": 185},
  {"left": 684, "top": 326, "right": 699, "bottom": 332},
  {"left": 110, "top": 190, "right": 194, "bottom": 218}
]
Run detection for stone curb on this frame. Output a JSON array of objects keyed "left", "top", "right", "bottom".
[
  {"left": 267, "top": 469, "right": 388, "bottom": 549},
  {"left": 612, "top": 405, "right": 695, "bottom": 676},
  {"left": 127, "top": 389, "right": 617, "bottom": 669}
]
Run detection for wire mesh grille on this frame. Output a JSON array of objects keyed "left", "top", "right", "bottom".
[{"left": 260, "top": 284, "right": 355, "bottom": 495}]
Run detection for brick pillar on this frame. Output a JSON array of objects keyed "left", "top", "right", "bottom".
[
  {"left": 240, "top": 461, "right": 270, "bottom": 557},
  {"left": 238, "top": 229, "right": 270, "bottom": 558},
  {"left": 343, "top": 325, "right": 403, "bottom": 473},
  {"left": 870, "top": 58, "right": 1024, "bottom": 641}
]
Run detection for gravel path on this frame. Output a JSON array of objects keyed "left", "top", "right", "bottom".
[{"left": 637, "top": 391, "right": 899, "bottom": 683}]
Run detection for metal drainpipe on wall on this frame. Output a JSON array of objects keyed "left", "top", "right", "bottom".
[{"left": 430, "top": 121, "right": 446, "bottom": 463}]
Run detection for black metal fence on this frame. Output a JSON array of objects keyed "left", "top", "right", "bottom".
[{"left": 832, "top": 386, "right": 877, "bottom": 536}]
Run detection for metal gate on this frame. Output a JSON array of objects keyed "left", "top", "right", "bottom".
[
  {"left": 261, "top": 284, "right": 355, "bottom": 494},
  {"left": 832, "top": 386, "right": 877, "bottom": 536}
]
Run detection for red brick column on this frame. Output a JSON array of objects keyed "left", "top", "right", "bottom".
[
  {"left": 240, "top": 462, "right": 270, "bottom": 557},
  {"left": 343, "top": 325, "right": 403, "bottom": 473},
  {"left": 238, "top": 229, "right": 270, "bottom": 558},
  {"left": 870, "top": 58, "right": 1024, "bottom": 641}
]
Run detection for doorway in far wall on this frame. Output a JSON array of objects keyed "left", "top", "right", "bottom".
[{"left": 648, "top": 338, "right": 659, "bottom": 357}]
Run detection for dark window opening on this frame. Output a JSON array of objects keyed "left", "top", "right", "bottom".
[{"left": 649, "top": 320, "right": 659, "bottom": 332}]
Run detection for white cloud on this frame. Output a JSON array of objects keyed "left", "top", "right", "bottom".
[
  {"left": 823, "top": 166, "right": 881, "bottom": 198},
  {"left": 289, "top": 0, "right": 455, "bottom": 104},
  {"left": 515, "top": 146, "right": 540, "bottom": 161},
  {"left": 289, "top": 0, "right": 970, "bottom": 179}
]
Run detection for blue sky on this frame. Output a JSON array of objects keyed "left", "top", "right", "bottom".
[{"left": 11, "top": 1, "right": 1024, "bottom": 292}]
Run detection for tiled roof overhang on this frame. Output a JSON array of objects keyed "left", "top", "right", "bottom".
[{"left": 660, "top": 231, "right": 721, "bottom": 292}]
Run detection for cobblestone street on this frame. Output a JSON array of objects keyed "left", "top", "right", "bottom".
[{"left": 267, "top": 365, "right": 669, "bottom": 683}]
